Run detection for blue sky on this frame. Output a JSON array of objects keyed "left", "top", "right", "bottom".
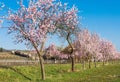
[{"left": 0, "top": 0, "right": 120, "bottom": 51}]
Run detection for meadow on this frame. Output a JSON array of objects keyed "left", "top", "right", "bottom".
[{"left": 0, "top": 62, "right": 120, "bottom": 82}]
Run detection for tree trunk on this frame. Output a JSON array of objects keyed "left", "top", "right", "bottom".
[
  {"left": 94, "top": 57, "right": 97, "bottom": 68},
  {"left": 70, "top": 56, "right": 75, "bottom": 71},
  {"left": 31, "top": 41, "right": 45, "bottom": 80},
  {"left": 103, "top": 59, "right": 105, "bottom": 66},
  {"left": 82, "top": 60, "right": 85, "bottom": 70},
  {"left": 39, "top": 56, "right": 45, "bottom": 80},
  {"left": 103, "top": 56, "right": 105, "bottom": 66},
  {"left": 88, "top": 59, "right": 91, "bottom": 69},
  {"left": 67, "top": 32, "right": 75, "bottom": 72}
]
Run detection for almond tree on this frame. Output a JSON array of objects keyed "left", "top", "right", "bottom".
[
  {"left": 46, "top": 44, "right": 69, "bottom": 61},
  {"left": 74, "top": 29, "right": 101, "bottom": 69},
  {"left": 90, "top": 33, "right": 100, "bottom": 68},
  {"left": 0, "top": 0, "right": 66, "bottom": 80},
  {"left": 99, "top": 40, "right": 116, "bottom": 66},
  {"left": 45, "top": 44, "right": 60, "bottom": 60},
  {"left": 74, "top": 40, "right": 86, "bottom": 69},
  {"left": 55, "top": 4, "right": 79, "bottom": 71},
  {"left": 75, "top": 29, "right": 118, "bottom": 68},
  {"left": 112, "top": 52, "right": 120, "bottom": 63},
  {"left": 81, "top": 29, "right": 93, "bottom": 69},
  {"left": 75, "top": 29, "right": 93, "bottom": 69}
]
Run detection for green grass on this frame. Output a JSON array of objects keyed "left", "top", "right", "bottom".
[{"left": 0, "top": 63, "right": 120, "bottom": 82}]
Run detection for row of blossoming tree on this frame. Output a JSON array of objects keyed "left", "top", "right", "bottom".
[
  {"left": 46, "top": 28, "right": 120, "bottom": 70},
  {"left": 73, "top": 29, "right": 119, "bottom": 68},
  {"left": 0, "top": 0, "right": 120, "bottom": 80}
]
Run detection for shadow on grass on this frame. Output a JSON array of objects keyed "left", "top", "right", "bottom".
[{"left": 0, "top": 65, "right": 31, "bottom": 81}]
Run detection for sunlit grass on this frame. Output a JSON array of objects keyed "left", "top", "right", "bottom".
[{"left": 0, "top": 62, "right": 120, "bottom": 82}]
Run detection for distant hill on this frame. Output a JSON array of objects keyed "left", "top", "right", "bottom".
[{"left": 0, "top": 48, "right": 11, "bottom": 52}]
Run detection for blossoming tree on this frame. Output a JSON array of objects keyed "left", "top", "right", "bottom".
[
  {"left": 99, "top": 40, "right": 117, "bottom": 66},
  {"left": 74, "top": 29, "right": 92, "bottom": 69},
  {"left": 55, "top": 3, "right": 79, "bottom": 71},
  {"left": 74, "top": 29, "right": 101, "bottom": 68},
  {"left": 0, "top": 0, "right": 65, "bottom": 80}
]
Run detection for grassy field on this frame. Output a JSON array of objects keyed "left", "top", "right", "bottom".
[{"left": 0, "top": 62, "right": 120, "bottom": 82}]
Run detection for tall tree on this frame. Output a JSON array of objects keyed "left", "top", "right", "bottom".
[
  {"left": 75, "top": 29, "right": 93, "bottom": 69},
  {"left": 0, "top": 0, "right": 67, "bottom": 80},
  {"left": 55, "top": 4, "right": 79, "bottom": 71},
  {"left": 99, "top": 40, "right": 116, "bottom": 66},
  {"left": 90, "top": 33, "right": 100, "bottom": 68}
]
